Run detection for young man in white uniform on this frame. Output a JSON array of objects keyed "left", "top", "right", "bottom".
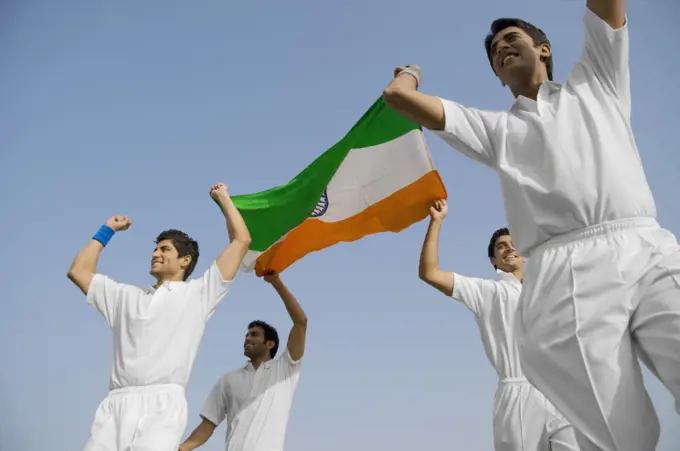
[
  {"left": 67, "top": 182, "right": 251, "bottom": 451},
  {"left": 419, "top": 200, "right": 579, "bottom": 451},
  {"left": 179, "top": 270, "right": 307, "bottom": 451},
  {"left": 383, "top": 1, "right": 680, "bottom": 450}
]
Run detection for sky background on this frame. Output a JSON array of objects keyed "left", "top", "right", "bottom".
[{"left": 1, "top": 0, "right": 679, "bottom": 450}]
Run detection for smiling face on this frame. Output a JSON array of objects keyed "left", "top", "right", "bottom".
[
  {"left": 243, "top": 326, "right": 274, "bottom": 360},
  {"left": 488, "top": 26, "right": 551, "bottom": 88},
  {"left": 489, "top": 234, "right": 523, "bottom": 273},
  {"left": 149, "top": 239, "right": 192, "bottom": 281}
]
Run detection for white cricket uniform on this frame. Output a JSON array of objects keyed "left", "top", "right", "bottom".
[
  {"left": 200, "top": 349, "right": 301, "bottom": 451},
  {"left": 452, "top": 270, "right": 578, "bottom": 451},
  {"left": 433, "top": 8, "right": 680, "bottom": 451},
  {"left": 83, "top": 261, "right": 232, "bottom": 451}
]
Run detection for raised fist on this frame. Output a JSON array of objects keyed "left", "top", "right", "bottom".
[
  {"left": 428, "top": 199, "right": 448, "bottom": 222},
  {"left": 105, "top": 215, "right": 132, "bottom": 232},
  {"left": 209, "top": 182, "right": 229, "bottom": 201},
  {"left": 262, "top": 269, "right": 280, "bottom": 284}
]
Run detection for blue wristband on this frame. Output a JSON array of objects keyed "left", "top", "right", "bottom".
[{"left": 93, "top": 225, "right": 115, "bottom": 247}]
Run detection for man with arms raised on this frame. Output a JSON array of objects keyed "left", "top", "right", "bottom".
[
  {"left": 383, "top": 1, "right": 680, "bottom": 449},
  {"left": 419, "top": 200, "right": 578, "bottom": 451},
  {"left": 67, "top": 182, "right": 251, "bottom": 451},
  {"left": 179, "top": 269, "right": 307, "bottom": 451}
]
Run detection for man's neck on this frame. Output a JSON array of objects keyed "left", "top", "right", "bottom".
[
  {"left": 153, "top": 274, "right": 184, "bottom": 289},
  {"left": 511, "top": 267, "right": 524, "bottom": 283},
  {"left": 250, "top": 355, "right": 272, "bottom": 370},
  {"left": 509, "top": 74, "right": 548, "bottom": 100}
]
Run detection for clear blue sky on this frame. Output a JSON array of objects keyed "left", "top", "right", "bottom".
[{"left": 1, "top": 1, "right": 678, "bottom": 450}]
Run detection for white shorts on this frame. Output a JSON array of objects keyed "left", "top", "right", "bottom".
[
  {"left": 83, "top": 384, "right": 188, "bottom": 451},
  {"left": 517, "top": 218, "right": 680, "bottom": 451},
  {"left": 494, "top": 378, "right": 579, "bottom": 451}
]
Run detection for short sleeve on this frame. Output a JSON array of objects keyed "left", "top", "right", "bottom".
[
  {"left": 451, "top": 274, "right": 500, "bottom": 317},
  {"left": 188, "top": 261, "right": 233, "bottom": 319},
  {"left": 200, "top": 376, "right": 228, "bottom": 427},
  {"left": 282, "top": 347, "right": 302, "bottom": 368},
  {"left": 432, "top": 98, "right": 505, "bottom": 169},
  {"left": 580, "top": 8, "right": 630, "bottom": 114},
  {"left": 86, "top": 274, "right": 130, "bottom": 328}
]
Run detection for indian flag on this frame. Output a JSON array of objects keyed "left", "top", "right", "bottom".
[{"left": 232, "top": 97, "right": 447, "bottom": 276}]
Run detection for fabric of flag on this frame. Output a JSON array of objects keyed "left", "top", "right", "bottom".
[{"left": 232, "top": 97, "right": 447, "bottom": 276}]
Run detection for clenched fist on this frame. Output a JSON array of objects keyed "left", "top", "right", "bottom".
[
  {"left": 262, "top": 269, "right": 280, "bottom": 284},
  {"left": 209, "top": 182, "right": 229, "bottom": 202},
  {"left": 104, "top": 215, "right": 132, "bottom": 232},
  {"left": 429, "top": 199, "right": 448, "bottom": 222}
]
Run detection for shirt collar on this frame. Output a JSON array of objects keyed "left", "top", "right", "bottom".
[
  {"left": 510, "top": 80, "right": 562, "bottom": 113},
  {"left": 244, "top": 359, "right": 273, "bottom": 371},
  {"left": 495, "top": 269, "right": 522, "bottom": 287},
  {"left": 145, "top": 281, "right": 183, "bottom": 294}
]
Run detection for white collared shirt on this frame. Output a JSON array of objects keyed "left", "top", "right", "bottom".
[
  {"left": 86, "top": 261, "right": 232, "bottom": 389},
  {"left": 452, "top": 270, "right": 524, "bottom": 380},
  {"left": 201, "top": 350, "right": 301, "bottom": 451},
  {"left": 434, "top": 9, "right": 655, "bottom": 256}
]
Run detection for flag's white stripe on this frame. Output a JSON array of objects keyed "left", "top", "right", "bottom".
[
  {"left": 241, "top": 129, "right": 434, "bottom": 271},
  {"left": 318, "top": 130, "right": 432, "bottom": 223}
]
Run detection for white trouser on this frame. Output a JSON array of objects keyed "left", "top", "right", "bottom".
[
  {"left": 517, "top": 218, "right": 680, "bottom": 451},
  {"left": 83, "top": 383, "right": 188, "bottom": 451},
  {"left": 494, "top": 377, "right": 579, "bottom": 451}
]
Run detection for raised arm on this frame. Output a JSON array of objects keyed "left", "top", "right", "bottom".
[
  {"left": 418, "top": 200, "right": 455, "bottom": 296},
  {"left": 264, "top": 271, "right": 308, "bottom": 361},
  {"left": 67, "top": 215, "right": 131, "bottom": 295},
  {"left": 209, "top": 183, "right": 252, "bottom": 281},
  {"left": 382, "top": 65, "right": 445, "bottom": 131},
  {"left": 383, "top": 65, "right": 503, "bottom": 168},
  {"left": 579, "top": 0, "right": 629, "bottom": 115},
  {"left": 586, "top": 0, "right": 625, "bottom": 29}
]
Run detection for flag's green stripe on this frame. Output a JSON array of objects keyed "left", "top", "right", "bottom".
[{"left": 232, "top": 97, "right": 420, "bottom": 252}]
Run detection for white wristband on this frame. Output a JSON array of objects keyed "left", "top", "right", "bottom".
[{"left": 398, "top": 67, "right": 422, "bottom": 87}]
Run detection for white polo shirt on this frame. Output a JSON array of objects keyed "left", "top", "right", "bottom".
[
  {"left": 200, "top": 350, "right": 301, "bottom": 451},
  {"left": 453, "top": 270, "right": 524, "bottom": 380},
  {"left": 434, "top": 9, "right": 655, "bottom": 256},
  {"left": 86, "top": 261, "right": 232, "bottom": 390}
]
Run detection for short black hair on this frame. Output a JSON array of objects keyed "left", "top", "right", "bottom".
[
  {"left": 155, "top": 229, "right": 199, "bottom": 280},
  {"left": 488, "top": 227, "right": 510, "bottom": 269},
  {"left": 248, "top": 320, "right": 280, "bottom": 358},
  {"left": 484, "top": 18, "right": 553, "bottom": 81}
]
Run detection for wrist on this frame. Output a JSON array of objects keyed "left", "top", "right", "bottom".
[
  {"left": 398, "top": 67, "right": 422, "bottom": 88},
  {"left": 93, "top": 225, "right": 115, "bottom": 247}
]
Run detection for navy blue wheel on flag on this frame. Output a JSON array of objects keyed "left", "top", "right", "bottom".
[{"left": 310, "top": 189, "right": 329, "bottom": 218}]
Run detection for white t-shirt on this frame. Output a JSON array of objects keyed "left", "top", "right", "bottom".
[
  {"left": 434, "top": 9, "right": 655, "bottom": 256},
  {"left": 201, "top": 349, "right": 301, "bottom": 451},
  {"left": 452, "top": 270, "right": 524, "bottom": 380},
  {"left": 86, "top": 261, "right": 232, "bottom": 389}
]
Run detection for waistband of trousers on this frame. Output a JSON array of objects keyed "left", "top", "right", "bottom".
[
  {"left": 529, "top": 217, "right": 659, "bottom": 257},
  {"left": 108, "top": 383, "right": 185, "bottom": 397},
  {"left": 499, "top": 377, "right": 528, "bottom": 385}
]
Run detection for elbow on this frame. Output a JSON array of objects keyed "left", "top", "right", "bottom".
[
  {"left": 382, "top": 86, "right": 403, "bottom": 109},
  {"left": 295, "top": 315, "right": 308, "bottom": 328},
  {"left": 235, "top": 234, "right": 252, "bottom": 247},
  {"left": 67, "top": 268, "right": 78, "bottom": 283},
  {"left": 418, "top": 264, "right": 436, "bottom": 284}
]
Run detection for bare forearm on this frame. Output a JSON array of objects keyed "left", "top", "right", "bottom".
[
  {"left": 218, "top": 195, "right": 251, "bottom": 244},
  {"left": 272, "top": 280, "right": 307, "bottom": 325},
  {"left": 419, "top": 220, "right": 442, "bottom": 277},
  {"left": 67, "top": 240, "right": 104, "bottom": 294},
  {"left": 180, "top": 421, "right": 215, "bottom": 451},
  {"left": 383, "top": 75, "right": 445, "bottom": 131}
]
